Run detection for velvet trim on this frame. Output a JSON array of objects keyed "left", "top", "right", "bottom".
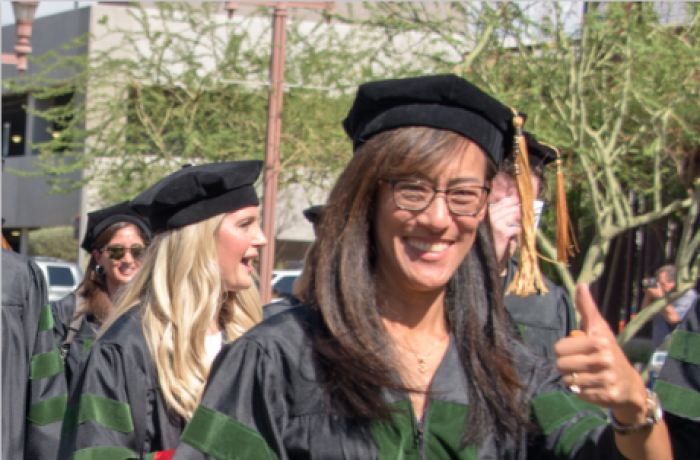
[
  {"left": 61, "top": 394, "right": 135, "bottom": 437},
  {"left": 66, "top": 446, "right": 136, "bottom": 460},
  {"left": 654, "top": 380, "right": 700, "bottom": 419},
  {"left": 180, "top": 405, "right": 278, "bottom": 460},
  {"left": 27, "top": 395, "right": 68, "bottom": 426},
  {"left": 29, "top": 349, "right": 65, "bottom": 380},
  {"left": 668, "top": 329, "right": 700, "bottom": 366}
]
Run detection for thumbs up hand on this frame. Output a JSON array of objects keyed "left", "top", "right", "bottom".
[{"left": 554, "top": 284, "right": 649, "bottom": 425}]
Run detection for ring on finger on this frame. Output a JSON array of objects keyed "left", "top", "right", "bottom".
[{"left": 569, "top": 372, "right": 581, "bottom": 394}]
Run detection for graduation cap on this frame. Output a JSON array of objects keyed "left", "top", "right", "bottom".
[
  {"left": 303, "top": 205, "right": 324, "bottom": 225},
  {"left": 131, "top": 160, "right": 263, "bottom": 233},
  {"left": 81, "top": 201, "right": 152, "bottom": 252},
  {"left": 342, "top": 74, "right": 516, "bottom": 166}
]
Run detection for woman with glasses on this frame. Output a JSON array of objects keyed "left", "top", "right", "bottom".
[
  {"left": 24, "top": 202, "right": 151, "bottom": 460},
  {"left": 58, "top": 161, "right": 267, "bottom": 460},
  {"left": 173, "top": 75, "right": 671, "bottom": 459}
]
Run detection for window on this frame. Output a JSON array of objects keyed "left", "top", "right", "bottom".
[
  {"left": 47, "top": 266, "right": 76, "bottom": 287},
  {"left": 273, "top": 275, "right": 298, "bottom": 296},
  {"left": 1, "top": 94, "right": 28, "bottom": 157}
]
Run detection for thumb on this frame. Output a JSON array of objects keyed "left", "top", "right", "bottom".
[{"left": 575, "top": 283, "right": 610, "bottom": 337}]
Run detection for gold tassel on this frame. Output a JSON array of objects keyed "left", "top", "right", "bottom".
[
  {"left": 549, "top": 145, "right": 578, "bottom": 263},
  {"left": 506, "top": 110, "right": 547, "bottom": 297}
]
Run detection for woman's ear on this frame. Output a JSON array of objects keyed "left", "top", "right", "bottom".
[{"left": 92, "top": 249, "right": 101, "bottom": 262}]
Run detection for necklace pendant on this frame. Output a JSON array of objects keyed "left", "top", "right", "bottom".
[{"left": 418, "top": 356, "right": 427, "bottom": 373}]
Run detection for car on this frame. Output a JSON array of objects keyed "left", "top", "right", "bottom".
[
  {"left": 270, "top": 269, "right": 302, "bottom": 303},
  {"left": 32, "top": 257, "right": 83, "bottom": 302}
]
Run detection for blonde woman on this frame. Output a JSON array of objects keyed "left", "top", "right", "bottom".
[{"left": 58, "top": 161, "right": 267, "bottom": 460}]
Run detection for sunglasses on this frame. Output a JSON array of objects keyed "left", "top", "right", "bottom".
[{"left": 101, "top": 244, "right": 147, "bottom": 261}]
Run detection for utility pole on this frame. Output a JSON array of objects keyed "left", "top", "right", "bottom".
[{"left": 225, "top": 2, "right": 334, "bottom": 305}]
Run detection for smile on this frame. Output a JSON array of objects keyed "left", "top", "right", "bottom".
[{"left": 405, "top": 239, "right": 451, "bottom": 253}]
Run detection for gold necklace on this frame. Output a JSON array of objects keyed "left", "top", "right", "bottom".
[{"left": 397, "top": 334, "right": 449, "bottom": 373}]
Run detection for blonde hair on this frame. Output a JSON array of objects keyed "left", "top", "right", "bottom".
[{"left": 99, "top": 213, "right": 263, "bottom": 420}]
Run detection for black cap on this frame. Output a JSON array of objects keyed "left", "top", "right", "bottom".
[
  {"left": 524, "top": 132, "right": 556, "bottom": 171},
  {"left": 131, "top": 161, "right": 263, "bottom": 233},
  {"left": 81, "top": 201, "right": 152, "bottom": 252},
  {"left": 342, "top": 74, "right": 516, "bottom": 166},
  {"left": 302, "top": 205, "right": 324, "bottom": 225}
]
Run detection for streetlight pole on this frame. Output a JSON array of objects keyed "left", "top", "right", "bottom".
[
  {"left": 1, "top": 2, "right": 39, "bottom": 75},
  {"left": 226, "top": 1, "right": 333, "bottom": 305}
]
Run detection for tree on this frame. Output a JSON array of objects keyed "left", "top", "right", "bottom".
[
  {"left": 4, "top": 2, "right": 428, "bottom": 206},
  {"left": 338, "top": 2, "right": 700, "bottom": 325}
]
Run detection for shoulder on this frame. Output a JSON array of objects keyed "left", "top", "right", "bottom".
[
  {"left": 93, "top": 306, "right": 152, "bottom": 368},
  {"left": 218, "top": 305, "right": 312, "bottom": 371},
  {"left": 51, "top": 293, "right": 78, "bottom": 329},
  {"left": 2, "top": 250, "right": 45, "bottom": 305},
  {"left": 237, "top": 305, "right": 310, "bottom": 351}
]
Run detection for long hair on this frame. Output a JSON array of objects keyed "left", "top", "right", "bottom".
[
  {"left": 77, "top": 222, "right": 150, "bottom": 322},
  {"left": 303, "top": 126, "right": 529, "bottom": 444},
  {"left": 99, "top": 214, "right": 263, "bottom": 420}
]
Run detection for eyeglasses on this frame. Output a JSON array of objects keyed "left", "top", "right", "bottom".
[
  {"left": 101, "top": 244, "right": 147, "bottom": 261},
  {"left": 384, "top": 179, "right": 490, "bottom": 216}
]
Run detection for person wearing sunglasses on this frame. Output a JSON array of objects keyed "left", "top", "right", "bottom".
[
  {"left": 23, "top": 201, "right": 151, "bottom": 459},
  {"left": 57, "top": 161, "right": 267, "bottom": 460}
]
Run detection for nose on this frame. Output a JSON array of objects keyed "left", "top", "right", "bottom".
[
  {"left": 417, "top": 192, "right": 451, "bottom": 230},
  {"left": 254, "top": 226, "right": 268, "bottom": 247},
  {"left": 121, "top": 250, "right": 135, "bottom": 264}
]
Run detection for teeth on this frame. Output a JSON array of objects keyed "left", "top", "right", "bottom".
[{"left": 406, "top": 239, "right": 450, "bottom": 252}]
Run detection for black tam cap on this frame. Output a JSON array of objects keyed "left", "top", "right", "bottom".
[
  {"left": 81, "top": 201, "right": 152, "bottom": 252},
  {"left": 342, "top": 74, "right": 515, "bottom": 166},
  {"left": 302, "top": 205, "right": 324, "bottom": 225},
  {"left": 524, "top": 132, "right": 556, "bottom": 171},
  {"left": 131, "top": 161, "right": 263, "bottom": 233}
]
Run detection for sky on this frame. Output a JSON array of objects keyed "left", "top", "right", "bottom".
[{"left": 1, "top": 2, "right": 96, "bottom": 26}]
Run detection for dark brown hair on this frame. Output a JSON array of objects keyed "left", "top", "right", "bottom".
[
  {"left": 303, "top": 126, "right": 529, "bottom": 444},
  {"left": 76, "top": 222, "right": 149, "bottom": 322}
]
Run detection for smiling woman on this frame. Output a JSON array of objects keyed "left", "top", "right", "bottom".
[
  {"left": 172, "top": 74, "right": 673, "bottom": 460},
  {"left": 57, "top": 161, "right": 267, "bottom": 460}
]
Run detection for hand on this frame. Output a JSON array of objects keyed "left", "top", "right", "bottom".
[
  {"left": 644, "top": 283, "right": 663, "bottom": 300},
  {"left": 555, "top": 284, "right": 648, "bottom": 425},
  {"left": 488, "top": 197, "right": 522, "bottom": 265}
]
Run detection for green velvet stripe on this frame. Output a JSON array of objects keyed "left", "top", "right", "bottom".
[
  {"left": 144, "top": 454, "right": 156, "bottom": 460},
  {"left": 654, "top": 380, "right": 700, "bottom": 419},
  {"left": 529, "top": 391, "right": 605, "bottom": 435},
  {"left": 516, "top": 323, "right": 527, "bottom": 341},
  {"left": 181, "top": 405, "right": 278, "bottom": 460},
  {"left": 668, "top": 330, "right": 700, "bottom": 366},
  {"left": 66, "top": 447, "right": 136, "bottom": 460},
  {"left": 82, "top": 338, "right": 95, "bottom": 355},
  {"left": 61, "top": 394, "right": 134, "bottom": 437},
  {"left": 370, "top": 400, "right": 417, "bottom": 460},
  {"left": 27, "top": 395, "right": 68, "bottom": 426},
  {"left": 553, "top": 415, "right": 608, "bottom": 458},
  {"left": 29, "top": 349, "right": 65, "bottom": 380},
  {"left": 37, "top": 304, "right": 54, "bottom": 332},
  {"left": 425, "top": 400, "right": 476, "bottom": 460}
]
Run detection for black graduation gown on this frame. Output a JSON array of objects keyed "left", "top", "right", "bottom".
[
  {"left": 1, "top": 249, "right": 50, "bottom": 460},
  {"left": 173, "top": 307, "right": 625, "bottom": 460},
  {"left": 50, "top": 293, "right": 101, "bottom": 385},
  {"left": 57, "top": 306, "right": 186, "bottom": 460},
  {"left": 22, "top": 293, "right": 103, "bottom": 460},
  {"left": 654, "top": 297, "right": 700, "bottom": 458},
  {"left": 503, "top": 258, "right": 576, "bottom": 360}
]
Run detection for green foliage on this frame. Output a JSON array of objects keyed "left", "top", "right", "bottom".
[
  {"left": 27, "top": 226, "right": 79, "bottom": 263},
  {"left": 4, "top": 3, "right": 425, "bottom": 204},
  {"left": 339, "top": 2, "right": 700, "bottom": 296}
]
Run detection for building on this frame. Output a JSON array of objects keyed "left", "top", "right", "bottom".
[{"left": 2, "top": 2, "right": 343, "bottom": 268}]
